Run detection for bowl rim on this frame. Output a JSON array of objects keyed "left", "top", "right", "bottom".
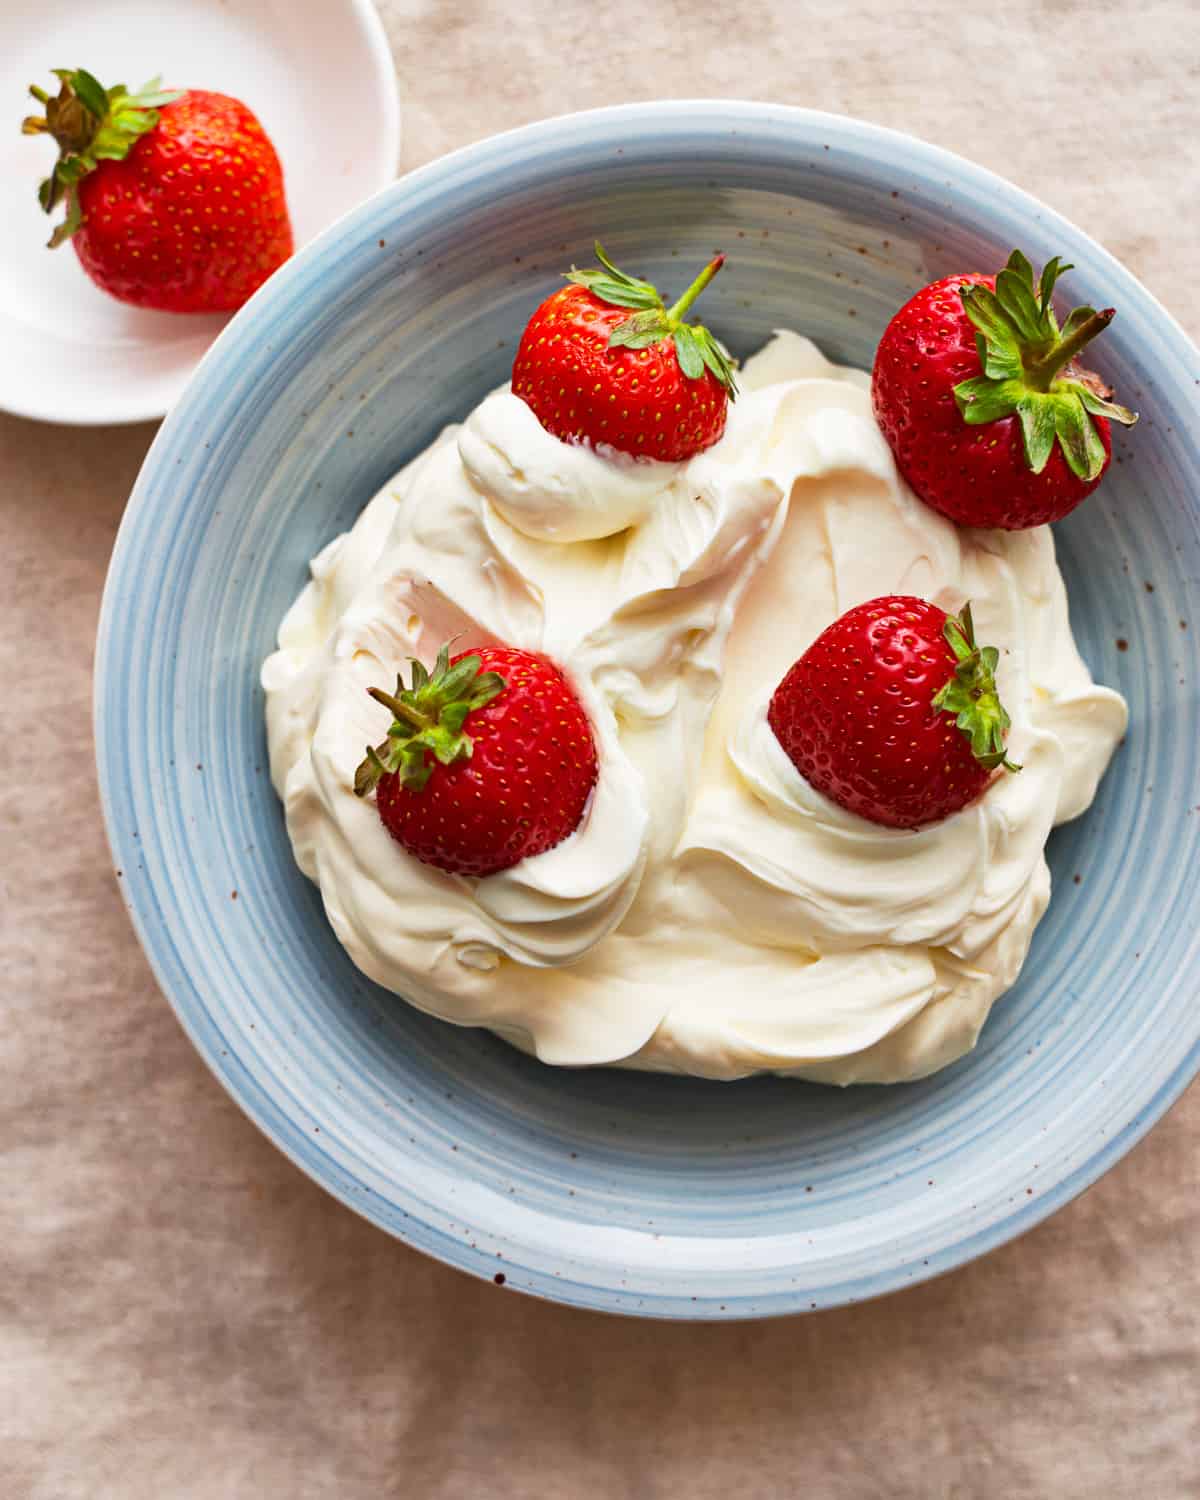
[{"left": 95, "top": 98, "right": 1200, "bottom": 1319}]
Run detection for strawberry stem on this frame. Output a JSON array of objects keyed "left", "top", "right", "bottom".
[
  {"left": 354, "top": 646, "right": 507, "bottom": 798},
  {"left": 367, "top": 686, "right": 432, "bottom": 733},
  {"left": 666, "top": 253, "right": 725, "bottom": 325},
  {"left": 1023, "top": 308, "right": 1114, "bottom": 392},
  {"left": 22, "top": 69, "right": 182, "bottom": 247}
]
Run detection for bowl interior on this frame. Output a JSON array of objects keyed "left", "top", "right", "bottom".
[{"left": 97, "top": 103, "right": 1200, "bottom": 1317}]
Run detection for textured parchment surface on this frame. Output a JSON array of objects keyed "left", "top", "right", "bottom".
[{"left": 2, "top": 1, "right": 1198, "bottom": 1495}]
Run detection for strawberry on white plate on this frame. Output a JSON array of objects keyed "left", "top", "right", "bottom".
[{"left": 0, "top": 0, "right": 399, "bottom": 424}]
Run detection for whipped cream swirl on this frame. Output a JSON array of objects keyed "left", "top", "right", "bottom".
[{"left": 262, "top": 333, "right": 1125, "bottom": 1083}]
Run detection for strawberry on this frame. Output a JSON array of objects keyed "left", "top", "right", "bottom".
[
  {"left": 511, "top": 241, "right": 737, "bottom": 462},
  {"left": 354, "top": 644, "right": 598, "bottom": 878},
  {"left": 767, "top": 596, "right": 1019, "bottom": 829},
  {"left": 22, "top": 68, "right": 292, "bottom": 313},
  {"left": 871, "top": 251, "right": 1138, "bottom": 530}
]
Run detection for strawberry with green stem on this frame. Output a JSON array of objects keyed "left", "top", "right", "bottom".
[
  {"left": 768, "top": 596, "right": 1019, "bottom": 830},
  {"left": 871, "top": 251, "right": 1137, "bottom": 530},
  {"left": 512, "top": 242, "right": 737, "bottom": 462},
  {"left": 355, "top": 643, "right": 598, "bottom": 879},
  {"left": 22, "top": 67, "right": 292, "bottom": 313}
]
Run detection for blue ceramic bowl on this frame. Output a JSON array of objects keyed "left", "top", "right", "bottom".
[{"left": 96, "top": 102, "right": 1200, "bottom": 1318}]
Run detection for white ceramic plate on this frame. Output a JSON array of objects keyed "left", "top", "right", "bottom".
[{"left": 0, "top": 0, "right": 399, "bottom": 425}]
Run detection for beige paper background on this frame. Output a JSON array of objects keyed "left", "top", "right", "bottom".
[{"left": 3, "top": 1, "right": 1198, "bottom": 1495}]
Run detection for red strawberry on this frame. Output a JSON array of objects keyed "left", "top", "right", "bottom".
[
  {"left": 511, "top": 241, "right": 737, "bottom": 462},
  {"left": 354, "top": 644, "right": 598, "bottom": 878},
  {"left": 23, "top": 68, "right": 292, "bottom": 313},
  {"left": 767, "top": 596, "right": 1019, "bottom": 829},
  {"left": 871, "top": 251, "right": 1137, "bottom": 529}
]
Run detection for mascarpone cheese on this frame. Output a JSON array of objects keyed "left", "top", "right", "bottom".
[{"left": 262, "top": 332, "right": 1125, "bottom": 1083}]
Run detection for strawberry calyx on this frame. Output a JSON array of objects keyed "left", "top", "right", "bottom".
[
  {"left": 22, "top": 69, "right": 182, "bottom": 247},
  {"left": 931, "top": 603, "right": 1021, "bottom": 774},
  {"left": 354, "top": 644, "right": 507, "bottom": 797},
  {"left": 953, "top": 250, "right": 1137, "bottom": 482},
  {"left": 565, "top": 242, "right": 738, "bottom": 398}
]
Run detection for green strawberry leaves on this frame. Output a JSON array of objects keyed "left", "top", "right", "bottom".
[
  {"left": 566, "top": 242, "right": 663, "bottom": 312},
  {"left": 672, "top": 323, "right": 704, "bottom": 378},
  {"left": 931, "top": 603, "right": 1021, "bottom": 774},
  {"left": 953, "top": 250, "right": 1137, "bottom": 482},
  {"left": 993, "top": 248, "right": 1062, "bottom": 344},
  {"left": 1015, "top": 395, "right": 1058, "bottom": 473},
  {"left": 675, "top": 322, "right": 738, "bottom": 389},
  {"left": 22, "top": 69, "right": 182, "bottom": 246},
  {"left": 565, "top": 241, "right": 738, "bottom": 398},
  {"left": 354, "top": 644, "right": 507, "bottom": 797},
  {"left": 607, "top": 308, "right": 672, "bottom": 350},
  {"left": 1039, "top": 392, "right": 1108, "bottom": 479},
  {"left": 67, "top": 68, "right": 110, "bottom": 120}
]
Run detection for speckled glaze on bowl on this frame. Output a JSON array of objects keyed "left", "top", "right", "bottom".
[{"left": 96, "top": 102, "right": 1200, "bottom": 1319}]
